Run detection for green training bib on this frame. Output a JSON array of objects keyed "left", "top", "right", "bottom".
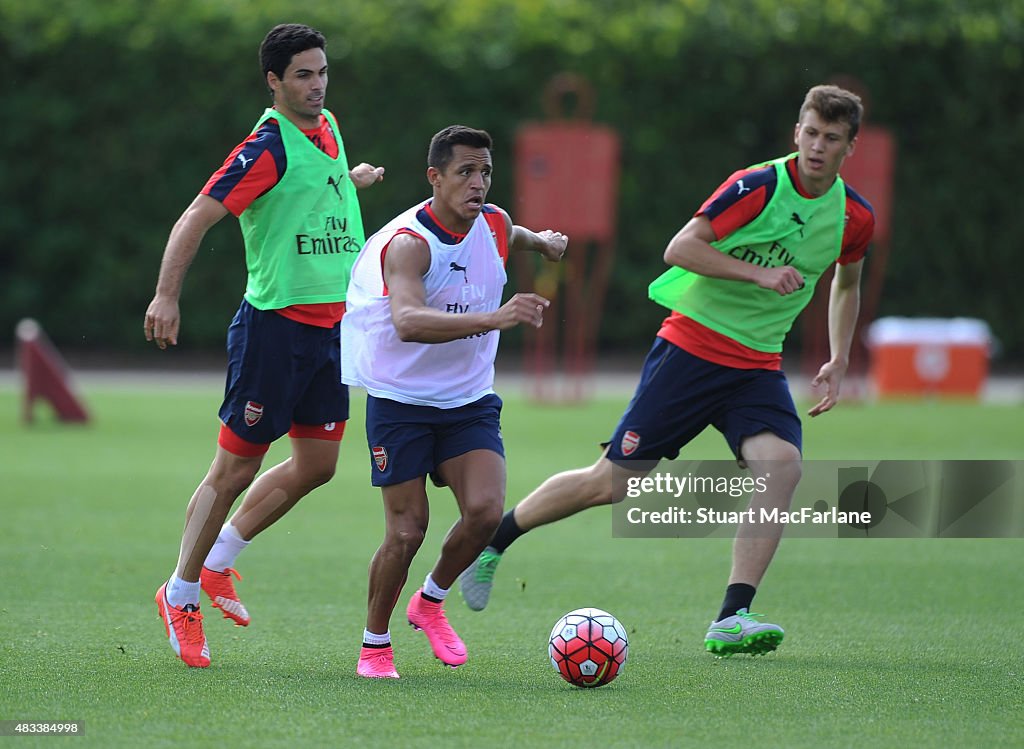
[
  {"left": 240, "top": 108, "right": 366, "bottom": 309},
  {"left": 649, "top": 155, "right": 845, "bottom": 352}
]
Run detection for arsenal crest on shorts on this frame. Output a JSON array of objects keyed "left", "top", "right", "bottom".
[
  {"left": 372, "top": 445, "right": 388, "bottom": 472},
  {"left": 621, "top": 430, "right": 640, "bottom": 456},
  {"left": 244, "top": 401, "right": 264, "bottom": 427}
]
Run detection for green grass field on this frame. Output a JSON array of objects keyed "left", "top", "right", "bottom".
[{"left": 1, "top": 381, "right": 1022, "bottom": 748}]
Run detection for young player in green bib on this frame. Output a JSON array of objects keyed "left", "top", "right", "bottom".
[{"left": 460, "top": 85, "right": 877, "bottom": 658}]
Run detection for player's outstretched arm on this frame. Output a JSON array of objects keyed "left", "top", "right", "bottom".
[
  {"left": 510, "top": 226, "right": 568, "bottom": 262},
  {"left": 144, "top": 194, "right": 228, "bottom": 349},
  {"left": 495, "top": 206, "right": 567, "bottom": 262},
  {"left": 809, "top": 259, "right": 863, "bottom": 417},
  {"left": 385, "top": 233, "right": 550, "bottom": 344}
]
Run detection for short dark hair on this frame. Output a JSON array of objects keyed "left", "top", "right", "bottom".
[
  {"left": 799, "top": 84, "right": 864, "bottom": 140},
  {"left": 428, "top": 125, "right": 493, "bottom": 172},
  {"left": 259, "top": 24, "right": 326, "bottom": 85}
]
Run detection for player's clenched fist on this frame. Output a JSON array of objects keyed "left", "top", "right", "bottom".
[
  {"left": 493, "top": 293, "right": 550, "bottom": 329},
  {"left": 537, "top": 230, "right": 568, "bottom": 263},
  {"left": 757, "top": 265, "right": 806, "bottom": 296}
]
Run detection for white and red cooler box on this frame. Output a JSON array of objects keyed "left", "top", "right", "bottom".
[{"left": 866, "top": 317, "right": 992, "bottom": 398}]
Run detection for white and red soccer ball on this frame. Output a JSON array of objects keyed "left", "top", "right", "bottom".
[{"left": 548, "top": 607, "right": 628, "bottom": 688}]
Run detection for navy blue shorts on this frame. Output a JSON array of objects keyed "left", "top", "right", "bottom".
[
  {"left": 605, "top": 337, "right": 801, "bottom": 464},
  {"left": 364, "top": 394, "right": 504, "bottom": 487},
  {"left": 218, "top": 300, "right": 349, "bottom": 445}
]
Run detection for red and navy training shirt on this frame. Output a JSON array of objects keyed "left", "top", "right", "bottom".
[{"left": 658, "top": 156, "right": 875, "bottom": 369}]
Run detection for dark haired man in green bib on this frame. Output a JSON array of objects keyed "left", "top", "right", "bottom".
[{"left": 145, "top": 24, "right": 384, "bottom": 668}]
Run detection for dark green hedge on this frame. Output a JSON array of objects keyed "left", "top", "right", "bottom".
[{"left": 3, "top": 1, "right": 1021, "bottom": 361}]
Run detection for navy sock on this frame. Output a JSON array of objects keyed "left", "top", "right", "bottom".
[
  {"left": 489, "top": 510, "right": 525, "bottom": 553},
  {"left": 717, "top": 583, "right": 756, "bottom": 621}
]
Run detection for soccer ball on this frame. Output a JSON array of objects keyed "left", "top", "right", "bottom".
[{"left": 548, "top": 607, "right": 628, "bottom": 688}]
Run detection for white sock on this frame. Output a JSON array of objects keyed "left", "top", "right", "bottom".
[
  {"left": 362, "top": 629, "right": 391, "bottom": 646},
  {"left": 166, "top": 574, "right": 201, "bottom": 608},
  {"left": 422, "top": 573, "right": 449, "bottom": 601},
  {"left": 204, "top": 523, "right": 251, "bottom": 572}
]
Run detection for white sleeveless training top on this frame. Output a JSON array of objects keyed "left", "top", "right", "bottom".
[{"left": 341, "top": 200, "right": 508, "bottom": 408}]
